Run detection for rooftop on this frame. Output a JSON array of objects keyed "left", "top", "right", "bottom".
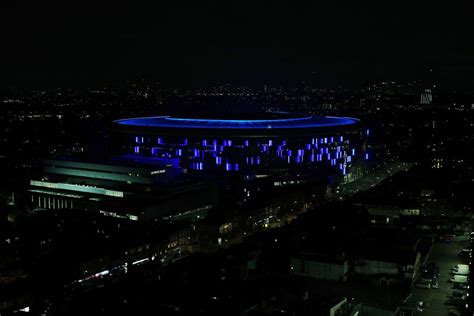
[{"left": 114, "top": 115, "right": 359, "bottom": 130}]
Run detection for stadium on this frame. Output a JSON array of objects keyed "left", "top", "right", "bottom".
[{"left": 111, "top": 113, "right": 366, "bottom": 177}]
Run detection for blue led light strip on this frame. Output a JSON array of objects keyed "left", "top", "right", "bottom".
[{"left": 115, "top": 115, "right": 359, "bottom": 129}]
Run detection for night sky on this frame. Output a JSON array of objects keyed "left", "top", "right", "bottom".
[{"left": 2, "top": 2, "right": 474, "bottom": 89}]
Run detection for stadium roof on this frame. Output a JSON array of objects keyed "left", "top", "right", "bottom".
[{"left": 114, "top": 116, "right": 359, "bottom": 130}]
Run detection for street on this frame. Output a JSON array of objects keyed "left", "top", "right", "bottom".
[{"left": 334, "top": 161, "right": 414, "bottom": 199}]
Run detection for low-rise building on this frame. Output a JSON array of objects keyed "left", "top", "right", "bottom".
[
  {"left": 290, "top": 251, "right": 349, "bottom": 282},
  {"left": 354, "top": 229, "right": 421, "bottom": 280}
]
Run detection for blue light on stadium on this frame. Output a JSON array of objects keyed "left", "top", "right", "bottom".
[
  {"left": 115, "top": 115, "right": 359, "bottom": 129},
  {"left": 112, "top": 114, "right": 365, "bottom": 176}
]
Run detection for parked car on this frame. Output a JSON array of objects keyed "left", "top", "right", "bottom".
[
  {"left": 450, "top": 275, "right": 468, "bottom": 283},
  {"left": 452, "top": 264, "right": 469, "bottom": 271},
  {"left": 458, "top": 249, "right": 471, "bottom": 258},
  {"left": 400, "top": 299, "right": 424, "bottom": 313},
  {"left": 437, "top": 234, "right": 454, "bottom": 243},
  {"left": 452, "top": 269, "right": 470, "bottom": 276},
  {"left": 445, "top": 297, "right": 465, "bottom": 306},
  {"left": 417, "top": 277, "right": 438, "bottom": 289},
  {"left": 422, "top": 265, "right": 440, "bottom": 276},
  {"left": 415, "top": 279, "right": 431, "bottom": 289},
  {"left": 452, "top": 289, "right": 467, "bottom": 299},
  {"left": 452, "top": 283, "right": 469, "bottom": 290},
  {"left": 452, "top": 269, "right": 469, "bottom": 276},
  {"left": 421, "top": 271, "right": 439, "bottom": 280}
]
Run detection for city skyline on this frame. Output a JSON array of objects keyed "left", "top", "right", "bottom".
[{"left": 1, "top": 3, "right": 473, "bottom": 315}]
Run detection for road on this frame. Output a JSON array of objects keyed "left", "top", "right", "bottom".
[
  {"left": 411, "top": 240, "right": 469, "bottom": 316},
  {"left": 334, "top": 161, "right": 414, "bottom": 199}
]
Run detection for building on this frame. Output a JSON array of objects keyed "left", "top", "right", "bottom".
[
  {"left": 420, "top": 89, "right": 433, "bottom": 105},
  {"left": 28, "top": 158, "right": 218, "bottom": 222},
  {"left": 354, "top": 230, "right": 421, "bottom": 280},
  {"left": 110, "top": 113, "right": 365, "bottom": 182},
  {"left": 290, "top": 251, "right": 349, "bottom": 282}
]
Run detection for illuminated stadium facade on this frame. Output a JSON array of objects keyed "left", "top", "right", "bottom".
[{"left": 112, "top": 114, "right": 367, "bottom": 178}]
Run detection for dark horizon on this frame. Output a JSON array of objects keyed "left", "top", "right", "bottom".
[{"left": 2, "top": 3, "right": 474, "bottom": 90}]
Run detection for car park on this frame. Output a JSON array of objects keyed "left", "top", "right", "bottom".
[{"left": 411, "top": 237, "right": 473, "bottom": 315}]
